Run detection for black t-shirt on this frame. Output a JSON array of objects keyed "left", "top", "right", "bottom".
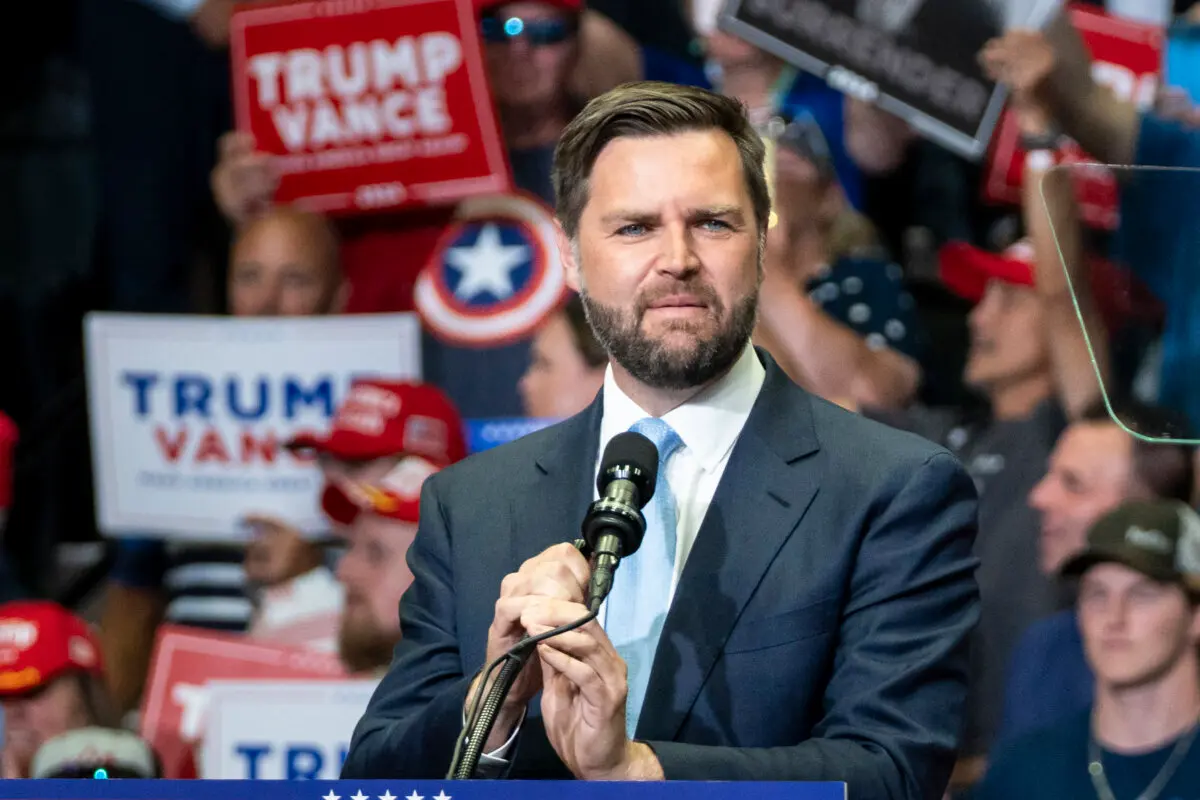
[{"left": 980, "top": 710, "right": 1200, "bottom": 800}]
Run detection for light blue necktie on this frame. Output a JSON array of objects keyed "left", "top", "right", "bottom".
[{"left": 603, "top": 417, "right": 684, "bottom": 738}]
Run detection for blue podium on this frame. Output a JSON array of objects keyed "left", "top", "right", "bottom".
[{"left": 0, "top": 781, "right": 846, "bottom": 800}]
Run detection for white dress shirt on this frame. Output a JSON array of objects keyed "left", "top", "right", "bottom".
[
  {"left": 477, "top": 343, "right": 765, "bottom": 767},
  {"left": 596, "top": 343, "right": 766, "bottom": 601}
]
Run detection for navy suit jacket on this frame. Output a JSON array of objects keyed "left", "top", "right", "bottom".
[{"left": 342, "top": 353, "right": 981, "bottom": 799}]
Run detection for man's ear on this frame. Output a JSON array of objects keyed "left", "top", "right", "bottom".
[{"left": 556, "top": 221, "right": 582, "bottom": 293}]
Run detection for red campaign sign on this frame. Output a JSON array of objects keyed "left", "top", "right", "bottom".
[
  {"left": 139, "top": 626, "right": 346, "bottom": 778},
  {"left": 230, "top": 0, "right": 512, "bottom": 216},
  {"left": 983, "top": 5, "right": 1163, "bottom": 230}
]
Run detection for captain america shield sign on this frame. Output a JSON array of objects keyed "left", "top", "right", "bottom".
[{"left": 415, "top": 193, "right": 566, "bottom": 347}]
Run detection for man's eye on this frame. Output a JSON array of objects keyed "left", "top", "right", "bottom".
[
  {"left": 616, "top": 223, "right": 648, "bottom": 236},
  {"left": 698, "top": 219, "right": 732, "bottom": 232}
]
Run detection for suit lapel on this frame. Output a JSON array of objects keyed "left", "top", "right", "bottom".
[
  {"left": 511, "top": 394, "right": 603, "bottom": 566},
  {"left": 637, "top": 355, "right": 821, "bottom": 741}
]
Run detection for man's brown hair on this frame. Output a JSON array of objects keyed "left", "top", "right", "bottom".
[{"left": 552, "top": 81, "right": 771, "bottom": 240}]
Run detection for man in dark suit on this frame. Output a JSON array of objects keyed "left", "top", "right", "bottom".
[{"left": 342, "top": 81, "right": 980, "bottom": 799}]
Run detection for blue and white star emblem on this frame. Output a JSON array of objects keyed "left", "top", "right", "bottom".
[
  {"left": 446, "top": 223, "right": 530, "bottom": 301},
  {"left": 416, "top": 193, "right": 566, "bottom": 346}
]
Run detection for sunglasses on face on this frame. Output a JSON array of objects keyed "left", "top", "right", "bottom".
[{"left": 480, "top": 15, "right": 578, "bottom": 46}]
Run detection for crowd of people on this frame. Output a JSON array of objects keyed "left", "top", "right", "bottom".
[{"left": 2, "top": 0, "right": 1200, "bottom": 794}]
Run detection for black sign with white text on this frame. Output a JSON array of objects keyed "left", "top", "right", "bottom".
[{"left": 721, "top": 0, "right": 1056, "bottom": 159}]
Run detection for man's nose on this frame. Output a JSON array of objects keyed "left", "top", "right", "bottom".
[{"left": 659, "top": 218, "right": 698, "bottom": 276}]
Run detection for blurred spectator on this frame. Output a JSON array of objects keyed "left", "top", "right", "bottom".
[
  {"left": 867, "top": 181, "right": 1110, "bottom": 777},
  {"left": 98, "top": 208, "right": 346, "bottom": 712},
  {"left": 0, "top": 601, "right": 118, "bottom": 779},
  {"left": 211, "top": 0, "right": 640, "bottom": 419},
  {"left": 754, "top": 129, "right": 924, "bottom": 411},
  {"left": 696, "top": 11, "right": 863, "bottom": 209},
  {"left": 31, "top": 727, "right": 161, "bottom": 779},
  {"left": 979, "top": 500, "right": 1200, "bottom": 799},
  {"left": 332, "top": 492, "right": 423, "bottom": 675},
  {"left": 981, "top": 15, "right": 1200, "bottom": 430},
  {"left": 518, "top": 293, "right": 606, "bottom": 419},
  {"left": 285, "top": 381, "right": 467, "bottom": 674},
  {"left": 226, "top": 207, "right": 347, "bottom": 317},
  {"left": 1000, "top": 401, "right": 1195, "bottom": 745}
]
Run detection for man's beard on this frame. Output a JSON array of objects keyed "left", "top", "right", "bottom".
[
  {"left": 580, "top": 278, "right": 759, "bottom": 391},
  {"left": 338, "top": 609, "right": 401, "bottom": 675}
]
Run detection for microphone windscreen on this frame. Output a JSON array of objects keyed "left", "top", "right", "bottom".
[{"left": 598, "top": 431, "right": 658, "bottom": 504}]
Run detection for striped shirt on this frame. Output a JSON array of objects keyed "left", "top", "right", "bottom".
[{"left": 110, "top": 538, "right": 251, "bottom": 632}]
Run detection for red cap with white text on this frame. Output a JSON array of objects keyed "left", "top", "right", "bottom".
[{"left": 0, "top": 601, "right": 103, "bottom": 695}]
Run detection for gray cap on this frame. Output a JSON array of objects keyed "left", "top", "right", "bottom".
[{"left": 31, "top": 727, "right": 159, "bottom": 779}]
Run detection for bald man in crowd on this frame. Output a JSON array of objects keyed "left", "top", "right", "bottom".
[
  {"left": 99, "top": 205, "right": 349, "bottom": 713},
  {"left": 225, "top": 206, "right": 347, "bottom": 317}
]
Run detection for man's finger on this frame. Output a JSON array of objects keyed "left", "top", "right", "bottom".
[
  {"left": 536, "top": 642, "right": 622, "bottom": 713},
  {"left": 500, "top": 571, "right": 584, "bottom": 602},
  {"left": 519, "top": 598, "right": 594, "bottom": 633},
  {"left": 529, "top": 542, "right": 591, "bottom": 590},
  {"left": 527, "top": 624, "right": 626, "bottom": 690}
]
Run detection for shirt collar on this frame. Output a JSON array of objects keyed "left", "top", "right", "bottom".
[{"left": 599, "top": 344, "right": 765, "bottom": 473}]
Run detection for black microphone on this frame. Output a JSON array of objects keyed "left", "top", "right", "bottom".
[{"left": 581, "top": 432, "right": 658, "bottom": 611}]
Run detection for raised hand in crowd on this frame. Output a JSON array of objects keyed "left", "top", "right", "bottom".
[
  {"left": 980, "top": 29, "right": 1058, "bottom": 111},
  {"left": 981, "top": 18, "right": 1138, "bottom": 167},
  {"left": 242, "top": 515, "right": 325, "bottom": 588},
  {"left": 211, "top": 131, "right": 279, "bottom": 227}
]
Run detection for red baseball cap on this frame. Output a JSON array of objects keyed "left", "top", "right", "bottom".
[
  {"left": 286, "top": 379, "right": 466, "bottom": 468},
  {"left": 321, "top": 454, "right": 443, "bottom": 526},
  {"left": 938, "top": 238, "right": 1163, "bottom": 329},
  {"left": 0, "top": 601, "right": 103, "bottom": 696},
  {"left": 293, "top": 380, "right": 466, "bottom": 526},
  {"left": 938, "top": 239, "right": 1037, "bottom": 302}
]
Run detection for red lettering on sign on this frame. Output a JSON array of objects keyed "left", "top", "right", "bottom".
[
  {"left": 240, "top": 431, "right": 279, "bottom": 464},
  {"left": 155, "top": 427, "right": 189, "bottom": 463},
  {"left": 194, "top": 430, "right": 232, "bottom": 465}
]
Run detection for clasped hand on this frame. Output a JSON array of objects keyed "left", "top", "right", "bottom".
[{"left": 474, "top": 543, "right": 661, "bottom": 780}]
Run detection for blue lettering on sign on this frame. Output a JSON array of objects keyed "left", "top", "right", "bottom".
[
  {"left": 286, "top": 744, "right": 325, "bottom": 780},
  {"left": 120, "top": 372, "right": 348, "bottom": 421},
  {"left": 175, "top": 374, "right": 213, "bottom": 417},
  {"left": 284, "top": 379, "right": 334, "bottom": 419},
  {"left": 227, "top": 376, "right": 270, "bottom": 421},
  {"left": 231, "top": 742, "right": 351, "bottom": 779},
  {"left": 234, "top": 744, "right": 271, "bottom": 779},
  {"left": 122, "top": 373, "right": 158, "bottom": 416},
  {"left": 466, "top": 418, "right": 557, "bottom": 453}
]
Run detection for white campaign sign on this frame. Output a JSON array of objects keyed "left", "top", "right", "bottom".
[
  {"left": 85, "top": 313, "right": 420, "bottom": 540},
  {"left": 201, "top": 680, "right": 377, "bottom": 779}
]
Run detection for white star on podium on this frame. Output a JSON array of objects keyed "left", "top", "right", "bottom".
[
  {"left": 322, "top": 792, "right": 341, "bottom": 800},
  {"left": 351, "top": 792, "right": 369, "bottom": 800},
  {"left": 433, "top": 791, "right": 452, "bottom": 800},
  {"left": 446, "top": 223, "right": 529, "bottom": 301},
  {"left": 379, "top": 792, "right": 397, "bottom": 800},
  {"left": 406, "top": 792, "right": 424, "bottom": 800}
]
